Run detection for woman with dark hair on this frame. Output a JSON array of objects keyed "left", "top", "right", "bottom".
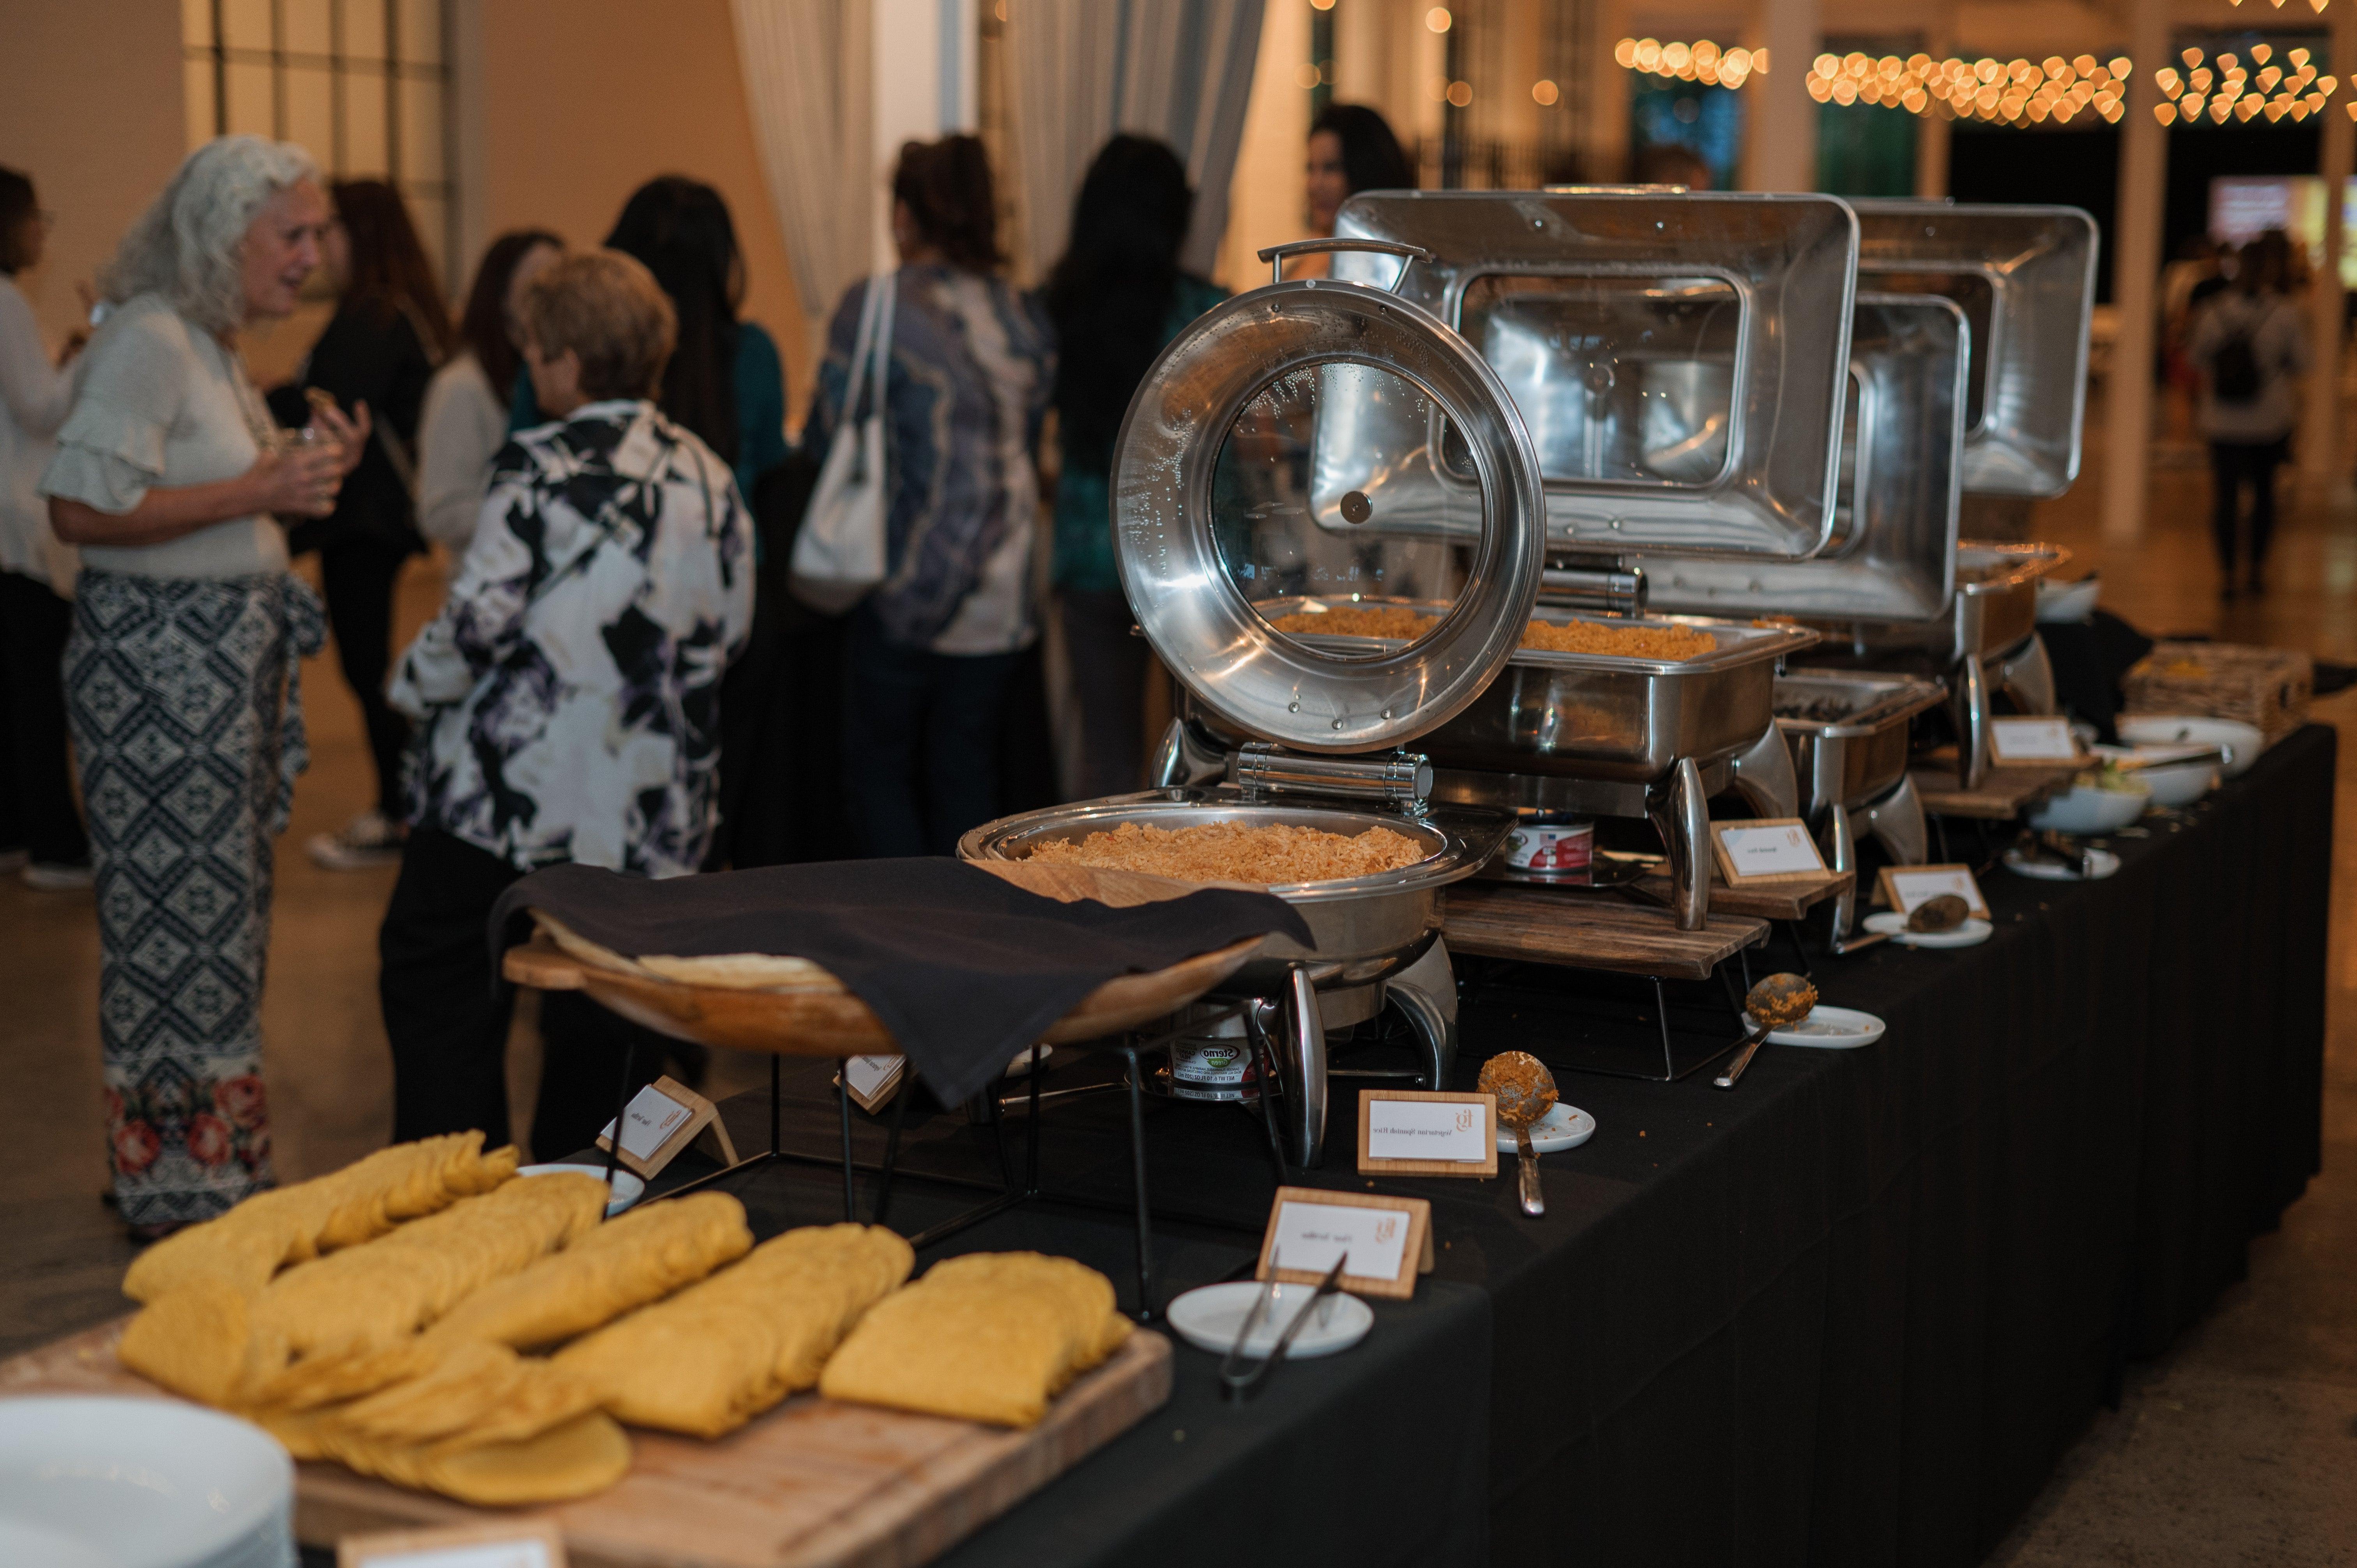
[
  {"left": 1043, "top": 135, "right": 1223, "bottom": 798},
  {"left": 276, "top": 178, "right": 449, "bottom": 871},
  {"left": 802, "top": 134, "right": 1054, "bottom": 856},
  {"left": 601, "top": 177, "right": 789, "bottom": 501},
  {"left": 0, "top": 164, "right": 91, "bottom": 889},
  {"left": 415, "top": 229, "right": 561, "bottom": 552},
  {"left": 1306, "top": 102, "right": 1415, "bottom": 240}
]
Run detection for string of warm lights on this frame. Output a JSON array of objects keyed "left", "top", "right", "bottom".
[
  {"left": 2152, "top": 45, "right": 2345, "bottom": 124},
  {"left": 1612, "top": 38, "right": 1767, "bottom": 90},
  {"left": 1805, "top": 52, "right": 2128, "bottom": 124}
]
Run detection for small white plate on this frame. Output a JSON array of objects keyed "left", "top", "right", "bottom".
[
  {"left": 1744, "top": 1005, "right": 1887, "bottom": 1049},
  {"left": 1863, "top": 911, "right": 1993, "bottom": 948},
  {"left": 1494, "top": 1101, "right": 1595, "bottom": 1153},
  {"left": 1165, "top": 1282, "right": 1374, "bottom": 1360},
  {"left": 2003, "top": 846, "right": 2121, "bottom": 883},
  {"left": 521, "top": 1161, "right": 646, "bottom": 1216},
  {"left": 1005, "top": 1044, "right": 1053, "bottom": 1077},
  {"left": 0, "top": 1397, "right": 294, "bottom": 1568}
]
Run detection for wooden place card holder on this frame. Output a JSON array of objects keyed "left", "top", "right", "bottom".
[
  {"left": 1256, "top": 1186, "right": 1434, "bottom": 1301},
  {"left": 1357, "top": 1090, "right": 1498, "bottom": 1177},
  {"left": 593, "top": 1073, "right": 737, "bottom": 1181},
  {"left": 1709, "top": 819, "right": 1830, "bottom": 887},
  {"left": 1874, "top": 863, "right": 1991, "bottom": 919},
  {"left": 340, "top": 1518, "right": 567, "bottom": 1567}
]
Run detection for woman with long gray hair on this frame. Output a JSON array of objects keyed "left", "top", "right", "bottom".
[{"left": 39, "top": 136, "right": 367, "bottom": 1233}]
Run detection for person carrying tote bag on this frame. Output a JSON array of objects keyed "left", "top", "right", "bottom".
[
  {"left": 790, "top": 271, "right": 892, "bottom": 613},
  {"left": 798, "top": 136, "right": 1054, "bottom": 859}
]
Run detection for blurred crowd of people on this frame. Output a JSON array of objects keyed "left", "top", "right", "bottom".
[{"left": 0, "top": 101, "right": 1420, "bottom": 1233}]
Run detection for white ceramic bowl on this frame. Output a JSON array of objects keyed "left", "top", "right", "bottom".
[
  {"left": 2115, "top": 714, "right": 2265, "bottom": 778},
  {"left": 0, "top": 1397, "right": 295, "bottom": 1568},
  {"left": 2027, "top": 777, "right": 2150, "bottom": 834},
  {"left": 2092, "top": 745, "right": 2216, "bottom": 809},
  {"left": 2035, "top": 574, "right": 2101, "bottom": 623}
]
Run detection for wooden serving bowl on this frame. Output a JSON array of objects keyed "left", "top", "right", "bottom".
[{"left": 499, "top": 861, "right": 1265, "bottom": 1056}]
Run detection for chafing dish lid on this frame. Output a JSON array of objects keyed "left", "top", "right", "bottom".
[
  {"left": 1113, "top": 270, "right": 1549, "bottom": 754},
  {"left": 1329, "top": 190, "right": 1858, "bottom": 560},
  {"left": 1851, "top": 199, "right": 2097, "bottom": 498},
  {"left": 1622, "top": 291, "right": 1967, "bottom": 622}
]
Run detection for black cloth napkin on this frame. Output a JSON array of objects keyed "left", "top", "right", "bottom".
[
  {"left": 490, "top": 858, "right": 1313, "bottom": 1104},
  {"left": 2039, "top": 608, "right": 2156, "bottom": 743}
]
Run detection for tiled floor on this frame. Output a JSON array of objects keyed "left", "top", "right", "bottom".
[{"left": 1, "top": 415, "right": 2352, "bottom": 1562}]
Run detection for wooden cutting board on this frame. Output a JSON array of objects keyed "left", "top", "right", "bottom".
[{"left": 0, "top": 1318, "right": 1172, "bottom": 1568}]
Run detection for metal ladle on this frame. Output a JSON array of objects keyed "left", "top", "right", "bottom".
[{"left": 1479, "top": 1051, "right": 1558, "bottom": 1218}]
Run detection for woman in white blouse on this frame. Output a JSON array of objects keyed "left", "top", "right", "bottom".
[
  {"left": 39, "top": 136, "right": 365, "bottom": 1234},
  {"left": 0, "top": 164, "right": 87, "bottom": 887},
  {"left": 415, "top": 228, "right": 561, "bottom": 552}
]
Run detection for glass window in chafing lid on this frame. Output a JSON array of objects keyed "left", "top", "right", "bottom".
[
  {"left": 1210, "top": 359, "right": 1489, "bottom": 650},
  {"left": 1456, "top": 274, "right": 1741, "bottom": 487}
]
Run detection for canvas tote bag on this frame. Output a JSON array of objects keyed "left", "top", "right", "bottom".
[{"left": 789, "top": 273, "right": 896, "bottom": 613}]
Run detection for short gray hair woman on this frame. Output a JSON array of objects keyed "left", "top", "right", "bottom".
[{"left": 39, "top": 136, "right": 370, "bottom": 1235}]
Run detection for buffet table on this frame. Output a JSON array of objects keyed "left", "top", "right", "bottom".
[{"left": 284, "top": 724, "right": 2326, "bottom": 1568}]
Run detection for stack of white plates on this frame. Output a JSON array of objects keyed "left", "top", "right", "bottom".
[{"left": 0, "top": 1397, "right": 295, "bottom": 1568}]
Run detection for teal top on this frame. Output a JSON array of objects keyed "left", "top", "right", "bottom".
[
  {"left": 509, "top": 319, "right": 790, "bottom": 503},
  {"left": 1051, "top": 275, "right": 1227, "bottom": 595}
]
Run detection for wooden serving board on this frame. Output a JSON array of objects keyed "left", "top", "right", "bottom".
[
  {"left": 1635, "top": 864, "right": 1852, "bottom": 921},
  {"left": 0, "top": 1318, "right": 1172, "bottom": 1568},
  {"left": 504, "top": 860, "right": 1264, "bottom": 1057},
  {"left": 1441, "top": 883, "right": 1767, "bottom": 980},
  {"left": 1908, "top": 762, "right": 2077, "bottom": 822}
]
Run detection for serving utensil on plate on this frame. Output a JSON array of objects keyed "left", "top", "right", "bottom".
[
  {"left": 1219, "top": 1254, "right": 1349, "bottom": 1402},
  {"left": 1479, "top": 1051, "right": 1558, "bottom": 1217}
]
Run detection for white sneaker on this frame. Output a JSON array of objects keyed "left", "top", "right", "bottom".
[
  {"left": 307, "top": 810, "right": 407, "bottom": 871},
  {"left": 23, "top": 860, "right": 94, "bottom": 890}
]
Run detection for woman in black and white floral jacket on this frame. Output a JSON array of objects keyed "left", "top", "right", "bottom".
[{"left": 378, "top": 248, "right": 753, "bottom": 1159}]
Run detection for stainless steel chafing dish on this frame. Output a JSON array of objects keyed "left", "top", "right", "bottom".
[
  {"left": 1772, "top": 669, "right": 1945, "bottom": 939},
  {"left": 965, "top": 236, "right": 1551, "bottom": 1167},
  {"left": 1852, "top": 199, "right": 2097, "bottom": 497}
]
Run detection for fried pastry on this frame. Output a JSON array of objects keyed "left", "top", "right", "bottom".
[
  {"left": 556, "top": 1222, "right": 912, "bottom": 1437},
  {"left": 428, "top": 1191, "right": 753, "bottom": 1351},
  {"left": 247, "top": 1170, "right": 606, "bottom": 1366},
  {"left": 122, "top": 1134, "right": 518, "bottom": 1303},
  {"left": 819, "top": 1251, "right": 1132, "bottom": 1428}
]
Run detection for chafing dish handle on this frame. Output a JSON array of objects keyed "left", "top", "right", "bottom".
[
  {"left": 1257, "top": 238, "right": 1433, "bottom": 289},
  {"left": 1230, "top": 743, "right": 1434, "bottom": 810},
  {"left": 1538, "top": 565, "right": 1649, "bottom": 615}
]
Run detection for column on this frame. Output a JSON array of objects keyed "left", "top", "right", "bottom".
[
  {"left": 1914, "top": 0, "right": 1952, "bottom": 198},
  {"left": 2101, "top": 0, "right": 2169, "bottom": 544},
  {"left": 1747, "top": 0, "right": 1819, "bottom": 191},
  {"left": 2299, "top": 4, "right": 2357, "bottom": 485}
]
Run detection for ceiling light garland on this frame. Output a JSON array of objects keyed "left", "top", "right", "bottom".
[
  {"left": 1613, "top": 38, "right": 1765, "bottom": 89},
  {"left": 2151, "top": 45, "right": 2343, "bottom": 125},
  {"left": 1803, "top": 52, "right": 2128, "bottom": 124}
]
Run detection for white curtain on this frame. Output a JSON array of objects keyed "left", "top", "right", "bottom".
[
  {"left": 730, "top": 0, "right": 874, "bottom": 339},
  {"left": 1006, "top": 0, "right": 1267, "bottom": 281}
]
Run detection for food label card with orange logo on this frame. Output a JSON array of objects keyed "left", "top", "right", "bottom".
[
  {"left": 1256, "top": 1186, "right": 1434, "bottom": 1300},
  {"left": 1357, "top": 1090, "right": 1498, "bottom": 1177}
]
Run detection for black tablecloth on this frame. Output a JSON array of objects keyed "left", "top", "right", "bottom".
[{"left": 526, "top": 724, "right": 2329, "bottom": 1568}]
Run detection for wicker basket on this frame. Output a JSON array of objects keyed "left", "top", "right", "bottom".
[{"left": 2123, "top": 641, "right": 2313, "bottom": 743}]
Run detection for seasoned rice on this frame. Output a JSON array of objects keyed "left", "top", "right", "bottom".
[
  {"left": 1026, "top": 819, "right": 1430, "bottom": 885},
  {"left": 1270, "top": 606, "right": 1435, "bottom": 639},
  {"left": 1518, "top": 620, "right": 1716, "bottom": 660},
  {"left": 1270, "top": 606, "right": 1714, "bottom": 661}
]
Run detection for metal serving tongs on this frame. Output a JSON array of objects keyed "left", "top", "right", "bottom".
[{"left": 1219, "top": 1255, "right": 1349, "bottom": 1403}]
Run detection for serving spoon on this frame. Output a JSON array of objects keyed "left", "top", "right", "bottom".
[{"left": 1479, "top": 1051, "right": 1558, "bottom": 1218}]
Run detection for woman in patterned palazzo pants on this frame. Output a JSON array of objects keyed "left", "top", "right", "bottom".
[{"left": 40, "top": 138, "right": 366, "bottom": 1233}]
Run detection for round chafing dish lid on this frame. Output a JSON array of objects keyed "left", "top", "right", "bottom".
[{"left": 1113, "top": 277, "right": 1548, "bottom": 754}]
